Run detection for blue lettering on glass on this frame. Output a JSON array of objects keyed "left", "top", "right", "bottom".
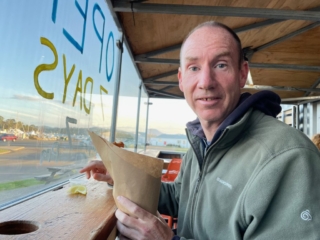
[
  {"left": 51, "top": 0, "right": 115, "bottom": 82},
  {"left": 63, "top": 0, "right": 88, "bottom": 53},
  {"left": 52, "top": 0, "right": 58, "bottom": 23},
  {"left": 92, "top": 3, "right": 105, "bottom": 73},
  {"left": 106, "top": 31, "right": 114, "bottom": 82}
]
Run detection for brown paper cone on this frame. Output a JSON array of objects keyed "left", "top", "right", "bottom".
[{"left": 88, "top": 131, "right": 163, "bottom": 216}]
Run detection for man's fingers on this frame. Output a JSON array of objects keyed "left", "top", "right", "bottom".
[
  {"left": 93, "top": 173, "right": 113, "bottom": 183},
  {"left": 116, "top": 219, "right": 139, "bottom": 240},
  {"left": 85, "top": 171, "right": 91, "bottom": 179},
  {"left": 79, "top": 160, "right": 107, "bottom": 179},
  {"left": 116, "top": 210, "right": 139, "bottom": 240},
  {"left": 80, "top": 160, "right": 105, "bottom": 172},
  {"left": 116, "top": 208, "right": 137, "bottom": 228},
  {"left": 118, "top": 233, "right": 131, "bottom": 240},
  {"left": 79, "top": 161, "right": 98, "bottom": 172},
  {"left": 116, "top": 205, "right": 174, "bottom": 240},
  {"left": 117, "top": 196, "right": 150, "bottom": 219}
]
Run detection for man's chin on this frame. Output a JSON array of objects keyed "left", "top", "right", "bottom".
[{"left": 198, "top": 116, "right": 220, "bottom": 125}]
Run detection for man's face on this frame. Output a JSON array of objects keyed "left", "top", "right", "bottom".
[{"left": 178, "top": 26, "right": 248, "bottom": 131}]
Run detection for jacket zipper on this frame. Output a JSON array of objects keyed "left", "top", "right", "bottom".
[
  {"left": 195, "top": 172, "right": 202, "bottom": 193},
  {"left": 189, "top": 129, "right": 228, "bottom": 233}
]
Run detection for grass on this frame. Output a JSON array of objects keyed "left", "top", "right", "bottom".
[
  {"left": 0, "top": 178, "right": 45, "bottom": 192},
  {"left": 0, "top": 149, "right": 10, "bottom": 153}
]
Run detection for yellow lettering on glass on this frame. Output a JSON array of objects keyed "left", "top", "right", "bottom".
[
  {"left": 83, "top": 77, "right": 93, "bottom": 114},
  {"left": 73, "top": 70, "right": 83, "bottom": 110},
  {"left": 33, "top": 37, "right": 58, "bottom": 99},
  {"left": 62, "top": 54, "right": 75, "bottom": 103}
]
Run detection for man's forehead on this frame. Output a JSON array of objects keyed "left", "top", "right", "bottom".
[
  {"left": 184, "top": 27, "right": 233, "bottom": 48},
  {"left": 184, "top": 51, "right": 232, "bottom": 62},
  {"left": 180, "top": 26, "right": 238, "bottom": 61}
]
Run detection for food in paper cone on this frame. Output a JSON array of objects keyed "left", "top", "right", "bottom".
[{"left": 88, "top": 131, "right": 164, "bottom": 216}]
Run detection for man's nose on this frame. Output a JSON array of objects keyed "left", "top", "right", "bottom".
[{"left": 198, "top": 65, "right": 215, "bottom": 90}]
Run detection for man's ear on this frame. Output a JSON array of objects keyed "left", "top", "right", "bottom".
[
  {"left": 178, "top": 67, "right": 184, "bottom": 92},
  {"left": 239, "top": 61, "right": 249, "bottom": 88}
]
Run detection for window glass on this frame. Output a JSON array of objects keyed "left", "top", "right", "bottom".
[
  {"left": 115, "top": 45, "right": 143, "bottom": 150},
  {"left": 0, "top": 0, "right": 119, "bottom": 208},
  {"left": 147, "top": 99, "right": 196, "bottom": 152},
  {"left": 137, "top": 89, "right": 148, "bottom": 152}
]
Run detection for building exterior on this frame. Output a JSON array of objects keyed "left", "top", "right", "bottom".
[
  {"left": 278, "top": 101, "right": 320, "bottom": 139},
  {"left": 150, "top": 134, "right": 190, "bottom": 148}
]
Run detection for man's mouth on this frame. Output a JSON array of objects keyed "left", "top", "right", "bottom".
[{"left": 198, "top": 97, "right": 219, "bottom": 101}]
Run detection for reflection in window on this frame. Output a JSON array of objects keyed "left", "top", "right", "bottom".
[{"left": 0, "top": 0, "right": 118, "bottom": 208}]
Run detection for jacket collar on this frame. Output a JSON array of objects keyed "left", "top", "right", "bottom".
[{"left": 186, "top": 90, "right": 281, "bottom": 144}]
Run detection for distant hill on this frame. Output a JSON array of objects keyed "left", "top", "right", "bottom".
[
  {"left": 148, "top": 128, "right": 162, "bottom": 137},
  {"left": 155, "top": 133, "right": 187, "bottom": 139}
]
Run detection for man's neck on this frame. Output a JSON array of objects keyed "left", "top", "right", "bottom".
[{"left": 201, "top": 122, "right": 219, "bottom": 142}]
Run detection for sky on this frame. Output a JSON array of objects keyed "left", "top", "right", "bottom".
[
  {"left": 148, "top": 98, "right": 196, "bottom": 134},
  {"left": 0, "top": 0, "right": 195, "bottom": 135}
]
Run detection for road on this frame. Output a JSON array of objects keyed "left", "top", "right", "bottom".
[
  {"left": 0, "top": 139, "right": 95, "bottom": 207},
  {"left": 0, "top": 139, "right": 76, "bottom": 148}
]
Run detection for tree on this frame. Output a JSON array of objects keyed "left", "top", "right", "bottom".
[
  {"left": 0, "top": 116, "right": 4, "bottom": 130},
  {"left": 16, "top": 121, "right": 23, "bottom": 130},
  {"left": 29, "top": 125, "right": 38, "bottom": 132},
  {"left": 5, "top": 119, "right": 16, "bottom": 130}
]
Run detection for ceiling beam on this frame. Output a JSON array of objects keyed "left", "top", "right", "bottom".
[
  {"left": 135, "top": 57, "right": 320, "bottom": 71},
  {"left": 136, "top": 44, "right": 182, "bottom": 59},
  {"left": 135, "top": 19, "right": 284, "bottom": 58},
  {"left": 105, "top": 0, "right": 147, "bottom": 94},
  {"left": 244, "top": 85, "right": 320, "bottom": 93},
  {"left": 144, "top": 81, "right": 179, "bottom": 86},
  {"left": 249, "top": 63, "right": 320, "bottom": 71},
  {"left": 134, "top": 6, "right": 320, "bottom": 59},
  {"left": 146, "top": 87, "right": 183, "bottom": 99},
  {"left": 135, "top": 22, "right": 320, "bottom": 68},
  {"left": 135, "top": 57, "right": 179, "bottom": 64},
  {"left": 144, "top": 83, "right": 320, "bottom": 92},
  {"left": 149, "top": 85, "right": 175, "bottom": 98},
  {"left": 159, "top": 86, "right": 175, "bottom": 92},
  {"left": 113, "top": 2, "right": 320, "bottom": 21},
  {"left": 143, "top": 69, "right": 177, "bottom": 82},
  {"left": 252, "top": 22, "right": 320, "bottom": 53},
  {"left": 282, "top": 96, "right": 320, "bottom": 102},
  {"left": 304, "top": 77, "right": 320, "bottom": 96}
]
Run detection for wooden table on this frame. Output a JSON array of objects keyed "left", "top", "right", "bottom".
[{"left": 0, "top": 179, "right": 117, "bottom": 239}]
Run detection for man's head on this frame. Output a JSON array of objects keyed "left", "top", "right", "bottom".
[
  {"left": 178, "top": 21, "right": 249, "bottom": 136},
  {"left": 180, "top": 21, "right": 244, "bottom": 69}
]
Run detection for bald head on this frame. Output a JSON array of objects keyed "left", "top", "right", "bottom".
[{"left": 180, "top": 21, "right": 244, "bottom": 69}]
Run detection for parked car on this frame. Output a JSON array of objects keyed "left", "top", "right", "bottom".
[{"left": 0, "top": 134, "right": 18, "bottom": 142}]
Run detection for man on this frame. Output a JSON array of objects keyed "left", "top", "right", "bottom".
[{"left": 80, "top": 21, "right": 320, "bottom": 239}]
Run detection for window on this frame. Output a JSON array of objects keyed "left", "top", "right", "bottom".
[
  {"left": 0, "top": 0, "right": 120, "bottom": 208},
  {"left": 115, "top": 46, "right": 140, "bottom": 150}
]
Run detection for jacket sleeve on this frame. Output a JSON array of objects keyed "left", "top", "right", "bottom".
[
  {"left": 242, "top": 147, "right": 320, "bottom": 239},
  {"left": 159, "top": 152, "right": 197, "bottom": 240},
  {"left": 158, "top": 153, "right": 186, "bottom": 218}
]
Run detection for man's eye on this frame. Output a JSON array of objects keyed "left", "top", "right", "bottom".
[
  {"left": 189, "top": 66, "right": 199, "bottom": 71},
  {"left": 216, "top": 64, "right": 227, "bottom": 69}
]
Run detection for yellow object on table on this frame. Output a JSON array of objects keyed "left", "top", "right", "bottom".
[
  {"left": 68, "top": 185, "right": 87, "bottom": 195},
  {"left": 68, "top": 178, "right": 88, "bottom": 195}
]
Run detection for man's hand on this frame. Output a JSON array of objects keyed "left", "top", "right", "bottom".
[
  {"left": 79, "top": 160, "right": 113, "bottom": 185},
  {"left": 116, "top": 196, "right": 174, "bottom": 240}
]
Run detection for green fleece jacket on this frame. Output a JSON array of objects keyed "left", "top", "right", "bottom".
[{"left": 158, "top": 108, "right": 320, "bottom": 239}]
